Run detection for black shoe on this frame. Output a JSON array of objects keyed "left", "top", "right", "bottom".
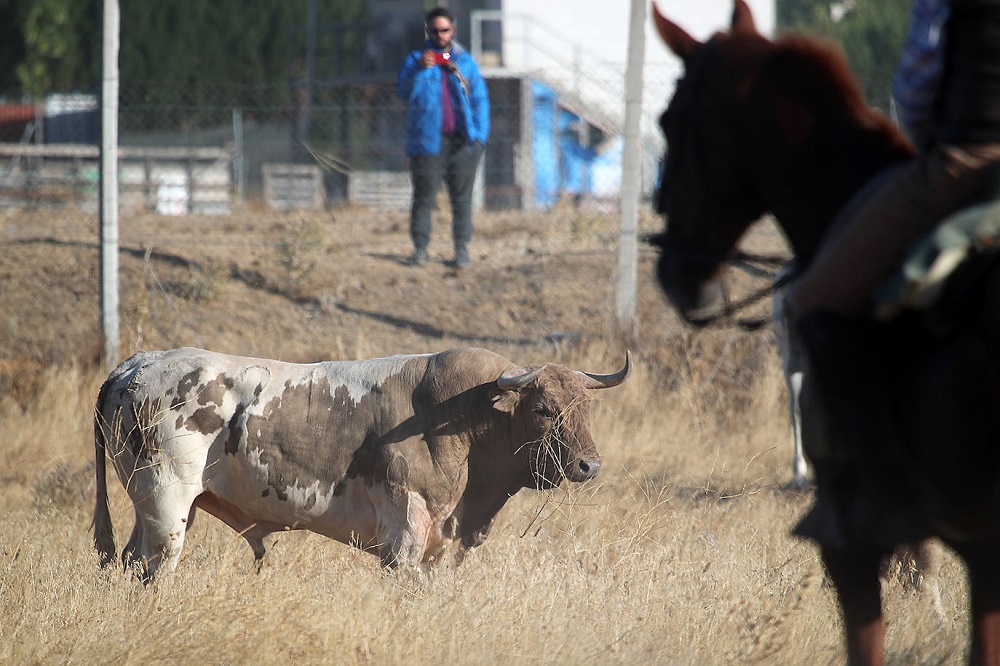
[
  {"left": 408, "top": 248, "right": 428, "bottom": 266},
  {"left": 453, "top": 246, "right": 470, "bottom": 268}
]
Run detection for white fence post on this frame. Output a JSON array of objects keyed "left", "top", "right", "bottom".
[
  {"left": 100, "top": 0, "right": 120, "bottom": 370},
  {"left": 616, "top": 0, "right": 646, "bottom": 330}
]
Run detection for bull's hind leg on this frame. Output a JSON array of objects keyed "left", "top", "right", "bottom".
[
  {"left": 131, "top": 486, "right": 201, "bottom": 580},
  {"left": 961, "top": 543, "right": 1000, "bottom": 666},
  {"left": 822, "top": 545, "right": 886, "bottom": 666},
  {"left": 121, "top": 507, "right": 145, "bottom": 575}
]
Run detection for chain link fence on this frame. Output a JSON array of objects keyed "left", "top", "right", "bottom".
[{"left": 0, "top": 55, "right": 678, "bottom": 218}]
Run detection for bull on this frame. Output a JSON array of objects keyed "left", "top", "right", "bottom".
[{"left": 93, "top": 346, "right": 630, "bottom": 578}]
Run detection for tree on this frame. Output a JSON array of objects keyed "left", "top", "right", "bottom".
[
  {"left": 14, "top": 0, "right": 99, "bottom": 97},
  {"left": 777, "top": 0, "right": 834, "bottom": 32},
  {"left": 776, "top": 0, "right": 911, "bottom": 112},
  {"left": 827, "top": 1, "right": 910, "bottom": 112},
  {"left": 4, "top": 0, "right": 369, "bottom": 97},
  {"left": 0, "top": 0, "right": 28, "bottom": 91}
]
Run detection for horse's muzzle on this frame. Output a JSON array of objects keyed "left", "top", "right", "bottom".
[{"left": 656, "top": 251, "right": 726, "bottom": 324}]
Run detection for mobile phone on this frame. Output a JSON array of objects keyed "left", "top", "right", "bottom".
[{"left": 433, "top": 52, "right": 451, "bottom": 66}]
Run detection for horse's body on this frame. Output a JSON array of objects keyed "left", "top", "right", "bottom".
[
  {"left": 651, "top": 2, "right": 1000, "bottom": 663},
  {"left": 773, "top": 262, "right": 947, "bottom": 622}
]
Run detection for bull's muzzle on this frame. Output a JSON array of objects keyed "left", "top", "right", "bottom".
[{"left": 569, "top": 456, "right": 602, "bottom": 482}]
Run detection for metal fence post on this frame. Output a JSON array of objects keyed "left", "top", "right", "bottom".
[{"left": 233, "top": 108, "right": 245, "bottom": 205}]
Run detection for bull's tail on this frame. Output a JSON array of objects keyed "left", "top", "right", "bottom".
[{"left": 93, "top": 375, "right": 116, "bottom": 568}]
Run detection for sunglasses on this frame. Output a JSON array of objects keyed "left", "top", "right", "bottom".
[{"left": 427, "top": 27, "right": 452, "bottom": 34}]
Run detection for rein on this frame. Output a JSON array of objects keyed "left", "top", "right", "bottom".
[{"left": 689, "top": 250, "right": 793, "bottom": 331}]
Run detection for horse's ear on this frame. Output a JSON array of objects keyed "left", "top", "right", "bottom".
[
  {"left": 652, "top": 2, "right": 702, "bottom": 63},
  {"left": 731, "top": 0, "right": 758, "bottom": 35}
]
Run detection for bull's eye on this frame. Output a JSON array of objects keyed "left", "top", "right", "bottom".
[{"left": 534, "top": 404, "right": 556, "bottom": 419}]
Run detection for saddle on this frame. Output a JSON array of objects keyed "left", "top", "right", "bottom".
[{"left": 872, "top": 198, "right": 1000, "bottom": 332}]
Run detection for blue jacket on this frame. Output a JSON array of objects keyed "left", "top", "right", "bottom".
[{"left": 397, "top": 40, "right": 490, "bottom": 156}]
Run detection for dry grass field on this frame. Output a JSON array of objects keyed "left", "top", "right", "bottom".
[{"left": 0, "top": 203, "right": 971, "bottom": 663}]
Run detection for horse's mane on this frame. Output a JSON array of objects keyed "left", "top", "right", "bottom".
[{"left": 768, "top": 32, "right": 912, "bottom": 151}]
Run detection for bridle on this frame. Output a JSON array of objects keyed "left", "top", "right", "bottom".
[{"left": 686, "top": 249, "right": 793, "bottom": 331}]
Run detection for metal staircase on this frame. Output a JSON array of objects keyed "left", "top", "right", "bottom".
[{"left": 470, "top": 9, "right": 666, "bottom": 192}]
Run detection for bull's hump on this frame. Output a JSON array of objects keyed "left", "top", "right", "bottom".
[
  {"left": 314, "top": 354, "right": 431, "bottom": 404},
  {"left": 149, "top": 349, "right": 430, "bottom": 402}
]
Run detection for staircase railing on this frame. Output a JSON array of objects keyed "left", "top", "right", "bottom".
[{"left": 470, "top": 9, "right": 666, "bottom": 193}]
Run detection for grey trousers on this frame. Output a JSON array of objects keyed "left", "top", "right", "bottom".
[{"left": 409, "top": 136, "right": 484, "bottom": 251}]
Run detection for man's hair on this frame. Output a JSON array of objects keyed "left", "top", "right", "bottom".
[{"left": 425, "top": 7, "right": 454, "bottom": 27}]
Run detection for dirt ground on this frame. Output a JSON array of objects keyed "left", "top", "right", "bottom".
[{"left": 0, "top": 200, "right": 791, "bottom": 381}]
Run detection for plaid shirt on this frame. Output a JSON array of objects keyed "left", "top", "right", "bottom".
[{"left": 892, "top": 0, "right": 951, "bottom": 151}]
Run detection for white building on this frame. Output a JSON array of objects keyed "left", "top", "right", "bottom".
[{"left": 467, "top": 0, "right": 776, "bottom": 202}]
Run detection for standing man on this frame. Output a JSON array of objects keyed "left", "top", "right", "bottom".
[{"left": 397, "top": 7, "right": 490, "bottom": 268}]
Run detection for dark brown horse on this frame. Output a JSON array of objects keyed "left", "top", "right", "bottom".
[{"left": 650, "top": 1, "right": 1000, "bottom": 664}]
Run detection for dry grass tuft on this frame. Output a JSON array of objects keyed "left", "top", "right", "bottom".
[{"left": 0, "top": 356, "right": 46, "bottom": 413}]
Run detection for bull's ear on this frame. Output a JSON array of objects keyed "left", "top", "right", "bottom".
[
  {"left": 652, "top": 2, "right": 701, "bottom": 63},
  {"left": 492, "top": 390, "right": 519, "bottom": 415},
  {"left": 494, "top": 366, "right": 541, "bottom": 413},
  {"left": 731, "top": 0, "right": 757, "bottom": 35}
]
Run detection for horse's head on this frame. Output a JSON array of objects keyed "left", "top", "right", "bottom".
[
  {"left": 650, "top": 0, "right": 770, "bottom": 323},
  {"left": 650, "top": 1, "right": 915, "bottom": 324}
]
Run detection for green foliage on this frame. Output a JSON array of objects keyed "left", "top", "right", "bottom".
[
  {"left": 276, "top": 217, "right": 325, "bottom": 298},
  {"left": 831, "top": 2, "right": 909, "bottom": 112},
  {"left": 776, "top": 0, "right": 911, "bottom": 112},
  {"left": 777, "top": 0, "right": 834, "bottom": 32},
  {"left": 185, "top": 258, "right": 228, "bottom": 303},
  {"left": 775, "top": 0, "right": 833, "bottom": 34},
  {"left": 14, "top": 0, "right": 100, "bottom": 96},
  {"left": 5, "top": 0, "right": 367, "bottom": 96},
  {"left": 0, "top": 0, "right": 28, "bottom": 91}
]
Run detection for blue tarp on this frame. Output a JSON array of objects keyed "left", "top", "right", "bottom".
[
  {"left": 531, "top": 81, "right": 560, "bottom": 207},
  {"left": 530, "top": 80, "right": 621, "bottom": 208}
]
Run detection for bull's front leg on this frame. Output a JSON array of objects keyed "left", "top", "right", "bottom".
[
  {"left": 375, "top": 489, "right": 434, "bottom": 569},
  {"left": 822, "top": 545, "right": 886, "bottom": 666}
]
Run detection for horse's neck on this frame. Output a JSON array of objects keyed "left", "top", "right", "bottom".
[
  {"left": 751, "top": 54, "right": 913, "bottom": 262},
  {"left": 768, "top": 124, "right": 908, "bottom": 262}
]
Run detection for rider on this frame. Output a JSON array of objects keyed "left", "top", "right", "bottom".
[{"left": 787, "top": 0, "right": 1000, "bottom": 545}]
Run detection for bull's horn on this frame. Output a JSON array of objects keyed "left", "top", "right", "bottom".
[
  {"left": 496, "top": 365, "right": 544, "bottom": 391},
  {"left": 579, "top": 351, "right": 632, "bottom": 389}
]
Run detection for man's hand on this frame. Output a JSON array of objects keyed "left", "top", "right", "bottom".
[{"left": 421, "top": 50, "right": 437, "bottom": 68}]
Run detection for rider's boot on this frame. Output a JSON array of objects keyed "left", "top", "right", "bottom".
[{"left": 795, "top": 309, "right": 921, "bottom": 546}]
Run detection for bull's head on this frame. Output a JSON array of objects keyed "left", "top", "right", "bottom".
[{"left": 494, "top": 352, "right": 631, "bottom": 489}]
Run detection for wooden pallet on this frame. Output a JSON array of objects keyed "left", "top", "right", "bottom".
[{"left": 262, "top": 163, "right": 326, "bottom": 212}]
